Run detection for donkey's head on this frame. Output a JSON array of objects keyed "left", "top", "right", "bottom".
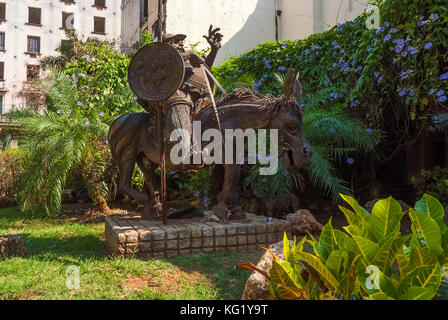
[{"left": 270, "top": 70, "right": 312, "bottom": 170}]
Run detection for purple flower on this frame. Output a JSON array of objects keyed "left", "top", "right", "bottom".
[
  {"left": 417, "top": 20, "right": 427, "bottom": 26},
  {"left": 99, "top": 112, "right": 105, "bottom": 117},
  {"left": 399, "top": 89, "right": 407, "bottom": 96},
  {"left": 384, "top": 34, "right": 391, "bottom": 42},
  {"left": 377, "top": 76, "right": 383, "bottom": 84},
  {"left": 83, "top": 55, "right": 91, "bottom": 62},
  {"left": 384, "top": 21, "right": 390, "bottom": 27},
  {"left": 393, "top": 58, "right": 397, "bottom": 64},
  {"left": 439, "top": 96, "right": 447, "bottom": 102},
  {"left": 437, "top": 90, "right": 445, "bottom": 97},
  {"left": 396, "top": 46, "right": 404, "bottom": 53},
  {"left": 440, "top": 73, "right": 448, "bottom": 80},
  {"left": 424, "top": 42, "right": 433, "bottom": 49},
  {"left": 401, "top": 51, "right": 408, "bottom": 57},
  {"left": 56, "top": 110, "right": 62, "bottom": 115},
  {"left": 77, "top": 102, "right": 86, "bottom": 107},
  {"left": 285, "top": 57, "right": 291, "bottom": 62},
  {"left": 374, "top": 71, "right": 380, "bottom": 78},
  {"left": 282, "top": 43, "right": 288, "bottom": 49},
  {"left": 430, "top": 13, "right": 439, "bottom": 21},
  {"left": 329, "top": 127, "right": 336, "bottom": 134},
  {"left": 409, "top": 89, "right": 414, "bottom": 97},
  {"left": 203, "top": 196, "right": 210, "bottom": 203},
  {"left": 350, "top": 102, "right": 356, "bottom": 108},
  {"left": 254, "top": 80, "right": 262, "bottom": 89},
  {"left": 346, "top": 158, "right": 355, "bottom": 165},
  {"left": 194, "top": 191, "right": 200, "bottom": 198},
  {"left": 390, "top": 27, "right": 397, "bottom": 33},
  {"left": 409, "top": 48, "right": 418, "bottom": 55},
  {"left": 78, "top": 73, "right": 86, "bottom": 78},
  {"left": 356, "top": 66, "right": 363, "bottom": 72},
  {"left": 311, "top": 45, "right": 320, "bottom": 50},
  {"left": 366, "top": 128, "right": 373, "bottom": 134},
  {"left": 104, "top": 138, "right": 109, "bottom": 145},
  {"left": 429, "top": 89, "right": 435, "bottom": 95},
  {"left": 278, "top": 66, "right": 286, "bottom": 71}
]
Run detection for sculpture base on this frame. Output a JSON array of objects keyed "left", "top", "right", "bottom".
[{"left": 105, "top": 214, "right": 292, "bottom": 259}]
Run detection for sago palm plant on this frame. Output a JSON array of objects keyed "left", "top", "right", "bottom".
[{"left": 7, "top": 72, "right": 110, "bottom": 216}]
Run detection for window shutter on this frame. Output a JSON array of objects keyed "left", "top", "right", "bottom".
[{"left": 28, "top": 7, "right": 41, "bottom": 25}]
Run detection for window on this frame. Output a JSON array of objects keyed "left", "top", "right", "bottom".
[
  {"left": 0, "top": 62, "right": 4, "bottom": 80},
  {"left": 93, "top": 17, "right": 105, "bottom": 34},
  {"left": 0, "top": 33, "right": 4, "bottom": 50},
  {"left": 0, "top": 3, "right": 5, "bottom": 20},
  {"left": 28, "top": 7, "right": 41, "bottom": 25},
  {"left": 94, "top": 0, "right": 106, "bottom": 8},
  {"left": 62, "top": 12, "right": 74, "bottom": 29},
  {"left": 27, "top": 65, "right": 40, "bottom": 81},
  {"left": 27, "top": 36, "right": 40, "bottom": 54}
]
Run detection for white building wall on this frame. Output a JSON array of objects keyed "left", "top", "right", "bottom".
[
  {"left": 121, "top": 0, "right": 141, "bottom": 55},
  {"left": 0, "top": 0, "right": 122, "bottom": 114},
  {"left": 164, "top": 0, "right": 276, "bottom": 64}
]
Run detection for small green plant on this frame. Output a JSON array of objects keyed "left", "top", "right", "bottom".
[
  {"left": 243, "top": 194, "right": 448, "bottom": 300},
  {"left": 411, "top": 166, "right": 448, "bottom": 206},
  {"left": 0, "top": 148, "right": 24, "bottom": 198}
]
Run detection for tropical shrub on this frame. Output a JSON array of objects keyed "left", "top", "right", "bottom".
[
  {"left": 8, "top": 73, "right": 112, "bottom": 216},
  {"left": 0, "top": 148, "right": 24, "bottom": 197},
  {"left": 411, "top": 166, "right": 448, "bottom": 206},
  {"left": 243, "top": 194, "right": 448, "bottom": 300},
  {"left": 214, "top": 0, "right": 448, "bottom": 196}
]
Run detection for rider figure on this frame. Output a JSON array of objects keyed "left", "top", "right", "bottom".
[{"left": 139, "top": 25, "right": 223, "bottom": 143}]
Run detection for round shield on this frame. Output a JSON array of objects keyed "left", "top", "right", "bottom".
[{"left": 128, "top": 42, "right": 185, "bottom": 102}]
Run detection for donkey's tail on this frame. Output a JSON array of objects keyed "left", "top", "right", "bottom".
[{"left": 108, "top": 113, "right": 151, "bottom": 161}]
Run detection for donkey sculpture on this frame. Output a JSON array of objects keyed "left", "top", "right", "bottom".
[{"left": 108, "top": 70, "right": 312, "bottom": 220}]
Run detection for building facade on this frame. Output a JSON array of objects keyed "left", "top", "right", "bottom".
[
  {"left": 139, "top": 0, "right": 368, "bottom": 64},
  {"left": 0, "top": 0, "right": 122, "bottom": 115}
]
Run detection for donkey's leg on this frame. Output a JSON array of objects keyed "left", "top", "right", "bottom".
[
  {"left": 214, "top": 165, "right": 246, "bottom": 220},
  {"left": 137, "top": 155, "right": 160, "bottom": 217},
  {"left": 118, "top": 159, "right": 155, "bottom": 218}
]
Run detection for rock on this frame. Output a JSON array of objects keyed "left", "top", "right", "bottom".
[
  {"left": 286, "top": 209, "right": 323, "bottom": 235},
  {"left": 0, "top": 196, "right": 15, "bottom": 209},
  {"left": 364, "top": 199, "right": 411, "bottom": 213},
  {"left": 242, "top": 240, "right": 293, "bottom": 300},
  {"left": 209, "top": 215, "right": 220, "bottom": 222},
  {"left": 0, "top": 235, "right": 26, "bottom": 258}
]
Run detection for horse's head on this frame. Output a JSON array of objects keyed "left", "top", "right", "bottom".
[{"left": 270, "top": 70, "right": 312, "bottom": 170}]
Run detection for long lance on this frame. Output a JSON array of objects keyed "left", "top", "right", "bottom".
[{"left": 157, "top": 0, "right": 167, "bottom": 225}]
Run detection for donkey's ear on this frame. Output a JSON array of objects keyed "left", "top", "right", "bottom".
[
  {"left": 293, "top": 71, "right": 303, "bottom": 104},
  {"left": 283, "top": 69, "right": 295, "bottom": 102}
]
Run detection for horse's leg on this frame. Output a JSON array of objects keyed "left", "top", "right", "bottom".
[
  {"left": 118, "top": 159, "right": 155, "bottom": 219},
  {"left": 214, "top": 164, "right": 246, "bottom": 220},
  {"left": 137, "top": 155, "right": 160, "bottom": 216}
]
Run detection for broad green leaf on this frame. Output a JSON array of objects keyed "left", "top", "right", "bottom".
[
  {"left": 353, "top": 236, "right": 379, "bottom": 262},
  {"left": 283, "top": 232, "right": 290, "bottom": 261},
  {"left": 395, "top": 246, "right": 410, "bottom": 278},
  {"left": 370, "top": 197, "right": 404, "bottom": 243},
  {"left": 409, "top": 209, "right": 443, "bottom": 257},
  {"left": 400, "top": 286, "right": 436, "bottom": 300},
  {"left": 268, "top": 260, "right": 303, "bottom": 300},
  {"left": 340, "top": 194, "right": 371, "bottom": 221},
  {"left": 296, "top": 251, "right": 340, "bottom": 291},
  {"left": 326, "top": 250, "right": 349, "bottom": 279},
  {"left": 315, "top": 220, "right": 336, "bottom": 262},
  {"left": 409, "top": 246, "right": 438, "bottom": 269},
  {"left": 415, "top": 194, "right": 446, "bottom": 233},
  {"left": 398, "top": 264, "right": 441, "bottom": 300},
  {"left": 357, "top": 261, "right": 398, "bottom": 298},
  {"left": 363, "top": 292, "right": 396, "bottom": 300},
  {"left": 373, "top": 235, "right": 409, "bottom": 276}
]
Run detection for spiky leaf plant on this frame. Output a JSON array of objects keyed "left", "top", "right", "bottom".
[{"left": 7, "top": 72, "right": 110, "bottom": 216}]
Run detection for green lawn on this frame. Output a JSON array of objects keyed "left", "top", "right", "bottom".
[{"left": 0, "top": 207, "right": 261, "bottom": 300}]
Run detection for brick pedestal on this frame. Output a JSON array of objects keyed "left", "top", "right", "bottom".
[{"left": 105, "top": 214, "right": 292, "bottom": 259}]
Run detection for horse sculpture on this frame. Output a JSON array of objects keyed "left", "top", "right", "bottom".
[{"left": 108, "top": 71, "right": 312, "bottom": 220}]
